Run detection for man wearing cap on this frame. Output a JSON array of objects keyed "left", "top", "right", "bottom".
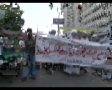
[
  {"left": 70, "top": 30, "right": 78, "bottom": 39},
  {"left": 100, "top": 33, "right": 110, "bottom": 44},
  {"left": 64, "top": 29, "right": 79, "bottom": 75},
  {"left": 44, "top": 29, "right": 59, "bottom": 74}
]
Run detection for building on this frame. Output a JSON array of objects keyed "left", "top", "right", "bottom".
[
  {"left": 61, "top": 3, "right": 112, "bottom": 35},
  {"left": 79, "top": 3, "right": 112, "bottom": 34},
  {"left": 61, "top": 3, "right": 81, "bottom": 27}
]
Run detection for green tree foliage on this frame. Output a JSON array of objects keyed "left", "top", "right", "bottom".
[{"left": 0, "top": 5, "right": 25, "bottom": 31}]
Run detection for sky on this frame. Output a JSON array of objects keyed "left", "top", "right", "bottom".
[{"left": 18, "top": 3, "right": 63, "bottom": 34}]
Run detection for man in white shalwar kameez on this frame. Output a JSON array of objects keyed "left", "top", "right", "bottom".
[
  {"left": 64, "top": 29, "right": 80, "bottom": 75},
  {"left": 45, "top": 29, "right": 59, "bottom": 74},
  {"left": 100, "top": 33, "right": 110, "bottom": 44}
]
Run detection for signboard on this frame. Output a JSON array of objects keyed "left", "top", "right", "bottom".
[
  {"left": 53, "top": 18, "right": 64, "bottom": 25},
  {"left": 35, "top": 35, "right": 111, "bottom": 66}
]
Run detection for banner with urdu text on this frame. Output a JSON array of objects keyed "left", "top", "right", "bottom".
[{"left": 35, "top": 35, "right": 112, "bottom": 66}]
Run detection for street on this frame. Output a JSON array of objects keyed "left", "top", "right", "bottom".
[{"left": 0, "top": 69, "right": 111, "bottom": 87}]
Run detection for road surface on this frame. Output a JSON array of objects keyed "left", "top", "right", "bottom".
[{"left": 0, "top": 69, "right": 111, "bottom": 87}]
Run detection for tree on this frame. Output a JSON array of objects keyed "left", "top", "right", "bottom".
[{"left": 0, "top": 4, "right": 25, "bottom": 31}]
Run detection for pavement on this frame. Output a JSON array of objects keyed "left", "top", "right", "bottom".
[{"left": 0, "top": 69, "right": 112, "bottom": 87}]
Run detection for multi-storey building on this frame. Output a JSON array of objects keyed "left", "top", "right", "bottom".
[
  {"left": 81, "top": 3, "right": 112, "bottom": 33},
  {"left": 61, "top": 3, "right": 112, "bottom": 34},
  {"left": 61, "top": 3, "right": 81, "bottom": 27}
]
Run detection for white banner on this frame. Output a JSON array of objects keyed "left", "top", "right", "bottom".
[{"left": 35, "top": 35, "right": 112, "bottom": 66}]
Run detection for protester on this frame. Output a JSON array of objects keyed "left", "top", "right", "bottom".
[
  {"left": 21, "top": 28, "right": 36, "bottom": 81},
  {"left": 63, "top": 29, "right": 80, "bottom": 75},
  {"left": 63, "top": 29, "right": 89, "bottom": 75},
  {"left": 70, "top": 30, "right": 78, "bottom": 39},
  {"left": 100, "top": 33, "right": 110, "bottom": 44},
  {"left": 44, "top": 29, "right": 59, "bottom": 74},
  {"left": 3, "top": 37, "right": 14, "bottom": 52},
  {"left": 81, "top": 31, "right": 88, "bottom": 41},
  {"left": 19, "top": 38, "right": 25, "bottom": 48}
]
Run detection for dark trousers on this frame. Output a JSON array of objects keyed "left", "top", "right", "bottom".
[{"left": 45, "top": 63, "right": 59, "bottom": 71}]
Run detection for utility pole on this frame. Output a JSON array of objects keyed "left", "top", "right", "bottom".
[
  {"left": 57, "top": 12, "right": 60, "bottom": 36},
  {"left": 49, "top": 4, "right": 61, "bottom": 37}
]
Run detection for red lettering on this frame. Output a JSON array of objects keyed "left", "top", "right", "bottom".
[{"left": 86, "top": 49, "right": 97, "bottom": 55}]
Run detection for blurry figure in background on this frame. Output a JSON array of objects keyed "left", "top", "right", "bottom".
[
  {"left": 91, "top": 35, "right": 99, "bottom": 42},
  {"left": 0, "top": 35, "right": 3, "bottom": 44},
  {"left": 100, "top": 33, "right": 110, "bottom": 44},
  {"left": 45, "top": 29, "right": 59, "bottom": 74},
  {"left": 19, "top": 36, "right": 25, "bottom": 53},
  {"left": 3, "top": 37, "right": 14, "bottom": 52},
  {"left": 61, "top": 34, "right": 66, "bottom": 38},
  {"left": 70, "top": 30, "right": 78, "bottom": 39},
  {"left": 49, "top": 31, "right": 51, "bottom": 34},
  {"left": 87, "top": 35, "right": 91, "bottom": 41},
  {"left": 81, "top": 31, "right": 88, "bottom": 41},
  {"left": 64, "top": 30, "right": 80, "bottom": 75},
  {"left": 77, "top": 32, "right": 81, "bottom": 40},
  {"left": 64, "top": 30, "right": 88, "bottom": 75},
  {"left": 48, "top": 29, "right": 56, "bottom": 36},
  {"left": 19, "top": 36, "right": 25, "bottom": 48},
  {"left": 19, "top": 36, "right": 27, "bottom": 65},
  {"left": 21, "top": 28, "right": 36, "bottom": 81}
]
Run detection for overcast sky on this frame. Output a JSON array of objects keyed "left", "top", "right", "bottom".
[{"left": 18, "top": 3, "right": 63, "bottom": 34}]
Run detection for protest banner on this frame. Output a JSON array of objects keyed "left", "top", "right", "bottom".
[{"left": 35, "top": 35, "right": 112, "bottom": 66}]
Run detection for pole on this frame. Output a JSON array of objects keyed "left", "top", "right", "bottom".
[{"left": 58, "top": 12, "right": 60, "bottom": 37}]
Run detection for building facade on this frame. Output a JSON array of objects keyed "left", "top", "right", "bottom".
[
  {"left": 81, "top": 3, "right": 112, "bottom": 33},
  {"left": 61, "top": 3, "right": 112, "bottom": 34},
  {"left": 61, "top": 3, "right": 81, "bottom": 27}
]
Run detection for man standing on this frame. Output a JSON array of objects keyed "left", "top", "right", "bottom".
[
  {"left": 21, "top": 28, "right": 36, "bottom": 81},
  {"left": 44, "top": 29, "right": 59, "bottom": 74},
  {"left": 100, "top": 33, "right": 110, "bottom": 44}
]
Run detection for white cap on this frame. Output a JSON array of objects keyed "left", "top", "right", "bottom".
[
  {"left": 71, "top": 29, "right": 77, "bottom": 34},
  {"left": 82, "top": 31, "right": 87, "bottom": 34},
  {"left": 92, "top": 34, "right": 97, "bottom": 37}
]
